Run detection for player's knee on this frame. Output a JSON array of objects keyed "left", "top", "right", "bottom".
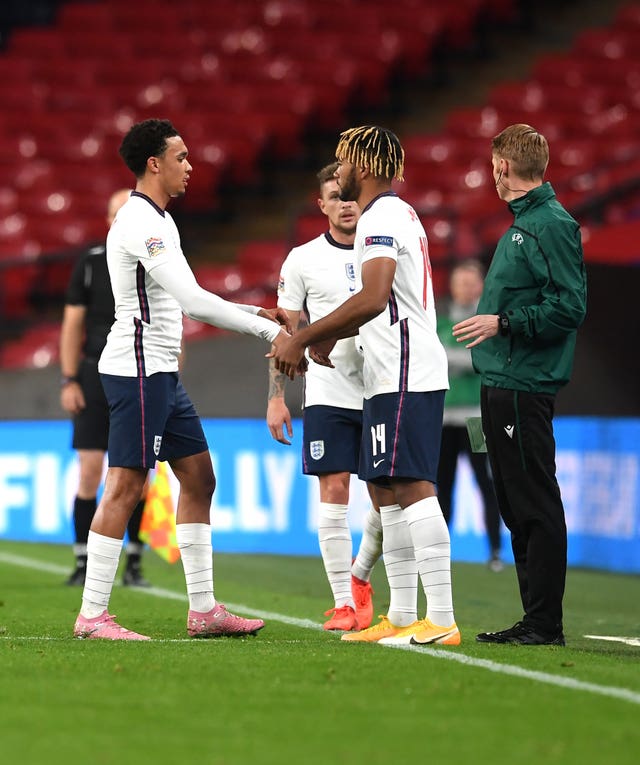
[
  {"left": 196, "top": 466, "right": 216, "bottom": 503},
  {"left": 319, "top": 472, "right": 350, "bottom": 504},
  {"left": 205, "top": 470, "right": 216, "bottom": 501}
]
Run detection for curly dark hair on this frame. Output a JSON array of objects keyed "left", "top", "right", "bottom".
[{"left": 119, "top": 119, "right": 179, "bottom": 178}]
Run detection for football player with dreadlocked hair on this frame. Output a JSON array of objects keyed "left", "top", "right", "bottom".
[{"left": 270, "top": 125, "right": 459, "bottom": 646}]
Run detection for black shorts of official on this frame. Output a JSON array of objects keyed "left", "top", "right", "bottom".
[
  {"left": 100, "top": 372, "right": 208, "bottom": 469},
  {"left": 302, "top": 404, "right": 362, "bottom": 475},
  {"left": 72, "top": 358, "right": 109, "bottom": 451},
  {"left": 359, "top": 390, "right": 445, "bottom": 486}
]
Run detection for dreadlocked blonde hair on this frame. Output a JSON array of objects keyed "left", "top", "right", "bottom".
[{"left": 336, "top": 125, "right": 405, "bottom": 181}]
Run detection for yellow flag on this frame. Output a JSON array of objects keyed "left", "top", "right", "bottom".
[{"left": 139, "top": 461, "right": 180, "bottom": 563}]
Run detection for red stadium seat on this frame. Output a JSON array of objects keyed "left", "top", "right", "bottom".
[
  {"left": 0, "top": 186, "right": 19, "bottom": 217},
  {"left": 196, "top": 264, "right": 246, "bottom": 296},
  {"left": 614, "top": 3, "right": 640, "bottom": 29},
  {"left": 292, "top": 213, "right": 326, "bottom": 248},
  {"left": 57, "top": 1, "right": 114, "bottom": 30},
  {"left": 0, "top": 323, "right": 60, "bottom": 369},
  {"left": 0, "top": 254, "right": 40, "bottom": 320},
  {"left": 7, "top": 27, "right": 64, "bottom": 58},
  {"left": 172, "top": 112, "right": 264, "bottom": 186},
  {"left": 488, "top": 80, "right": 608, "bottom": 117},
  {"left": 0, "top": 81, "right": 47, "bottom": 113},
  {"left": 237, "top": 241, "right": 287, "bottom": 288}
]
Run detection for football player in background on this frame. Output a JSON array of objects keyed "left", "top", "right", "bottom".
[
  {"left": 270, "top": 125, "right": 459, "bottom": 647},
  {"left": 60, "top": 188, "right": 152, "bottom": 589},
  {"left": 267, "top": 163, "right": 382, "bottom": 632}
]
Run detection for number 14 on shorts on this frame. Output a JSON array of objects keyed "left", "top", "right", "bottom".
[{"left": 371, "top": 423, "right": 386, "bottom": 467}]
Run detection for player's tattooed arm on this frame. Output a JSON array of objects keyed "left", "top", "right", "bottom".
[
  {"left": 268, "top": 356, "right": 288, "bottom": 400},
  {"left": 267, "top": 357, "right": 293, "bottom": 444}
]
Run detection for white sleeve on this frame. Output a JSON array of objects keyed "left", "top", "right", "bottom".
[
  {"left": 149, "top": 257, "right": 281, "bottom": 343},
  {"left": 233, "top": 303, "right": 261, "bottom": 315},
  {"left": 277, "top": 249, "right": 306, "bottom": 311},
  {"left": 358, "top": 208, "right": 399, "bottom": 266}
]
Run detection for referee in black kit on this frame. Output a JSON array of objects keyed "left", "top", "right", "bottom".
[{"left": 60, "top": 189, "right": 151, "bottom": 588}]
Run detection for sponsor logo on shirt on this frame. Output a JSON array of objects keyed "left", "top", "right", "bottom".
[
  {"left": 310, "top": 440, "right": 325, "bottom": 460},
  {"left": 365, "top": 235, "right": 393, "bottom": 247},
  {"left": 277, "top": 274, "right": 285, "bottom": 294},
  {"left": 511, "top": 232, "right": 524, "bottom": 246},
  {"left": 145, "top": 237, "right": 166, "bottom": 257}
]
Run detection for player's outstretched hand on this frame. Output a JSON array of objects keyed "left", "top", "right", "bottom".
[
  {"left": 309, "top": 338, "right": 336, "bottom": 368},
  {"left": 259, "top": 307, "right": 294, "bottom": 335},
  {"left": 266, "top": 331, "right": 307, "bottom": 380}
]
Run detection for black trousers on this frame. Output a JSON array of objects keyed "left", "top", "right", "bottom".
[
  {"left": 481, "top": 385, "right": 567, "bottom": 636},
  {"left": 437, "top": 423, "right": 502, "bottom": 556}
]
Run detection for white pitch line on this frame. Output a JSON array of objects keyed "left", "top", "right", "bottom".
[
  {"left": 1, "top": 550, "right": 639, "bottom": 706},
  {"left": 382, "top": 642, "right": 640, "bottom": 706},
  {"left": 0, "top": 636, "right": 306, "bottom": 644},
  {"left": 585, "top": 635, "right": 640, "bottom": 648}
]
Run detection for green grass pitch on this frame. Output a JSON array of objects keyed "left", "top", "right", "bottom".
[{"left": 1, "top": 539, "right": 638, "bottom": 765}]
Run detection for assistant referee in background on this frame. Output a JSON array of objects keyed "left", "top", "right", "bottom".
[{"left": 60, "top": 189, "right": 150, "bottom": 588}]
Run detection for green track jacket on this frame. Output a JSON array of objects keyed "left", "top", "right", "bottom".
[{"left": 471, "top": 182, "right": 587, "bottom": 394}]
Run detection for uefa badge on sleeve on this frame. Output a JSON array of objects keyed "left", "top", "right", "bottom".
[{"left": 310, "top": 440, "right": 325, "bottom": 460}]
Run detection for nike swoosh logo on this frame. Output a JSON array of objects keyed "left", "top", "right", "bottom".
[
  {"left": 373, "top": 459, "right": 385, "bottom": 468},
  {"left": 409, "top": 628, "right": 457, "bottom": 645}
]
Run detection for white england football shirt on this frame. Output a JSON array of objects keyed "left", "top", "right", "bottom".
[
  {"left": 356, "top": 192, "right": 449, "bottom": 398},
  {"left": 278, "top": 232, "right": 364, "bottom": 410},
  {"left": 100, "top": 192, "right": 280, "bottom": 376}
]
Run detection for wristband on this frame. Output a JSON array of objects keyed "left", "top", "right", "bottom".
[
  {"left": 61, "top": 376, "right": 79, "bottom": 387},
  {"left": 498, "top": 312, "right": 510, "bottom": 337}
]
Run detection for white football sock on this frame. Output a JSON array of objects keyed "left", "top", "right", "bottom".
[
  {"left": 177, "top": 522, "right": 215, "bottom": 613},
  {"left": 380, "top": 504, "right": 418, "bottom": 627},
  {"left": 318, "top": 503, "right": 354, "bottom": 609},
  {"left": 352, "top": 506, "right": 383, "bottom": 582},
  {"left": 80, "top": 531, "right": 123, "bottom": 618},
  {"left": 405, "top": 496, "right": 455, "bottom": 626}
]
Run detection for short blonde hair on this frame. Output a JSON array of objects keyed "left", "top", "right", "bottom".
[
  {"left": 336, "top": 125, "right": 405, "bottom": 181},
  {"left": 492, "top": 124, "right": 549, "bottom": 181}
]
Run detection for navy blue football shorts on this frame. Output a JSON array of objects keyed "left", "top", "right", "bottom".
[
  {"left": 359, "top": 390, "right": 445, "bottom": 485},
  {"left": 100, "top": 372, "right": 208, "bottom": 469},
  {"left": 302, "top": 404, "right": 363, "bottom": 475},
  {"left": 72, "top": 359, "right": 109, "bottom": 451}
]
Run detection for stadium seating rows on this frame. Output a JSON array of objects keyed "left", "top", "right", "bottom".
[
  {"left": 0, "top": 0, "right": 515, "bottom": 363},
  {"left": 3, "top": 1, "right": 640, "bottom": 366},
  {"left": 0, "top": 0, "right": 506, "bottom": 260}
]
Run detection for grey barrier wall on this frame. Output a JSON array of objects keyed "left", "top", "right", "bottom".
[
  {"left": 0, "top": 334, "right": 304, "bottom": 421},
  {"left": 0, "top": 263, "right": 637, "bottom": 420}
]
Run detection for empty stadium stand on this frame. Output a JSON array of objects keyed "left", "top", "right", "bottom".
[{"left": 1, "top": 0, "right": 639, "bottom": 369}]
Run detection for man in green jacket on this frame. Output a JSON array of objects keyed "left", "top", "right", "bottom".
[{"left": 453, "top": 124, "right": 587, "bottom": 646}]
